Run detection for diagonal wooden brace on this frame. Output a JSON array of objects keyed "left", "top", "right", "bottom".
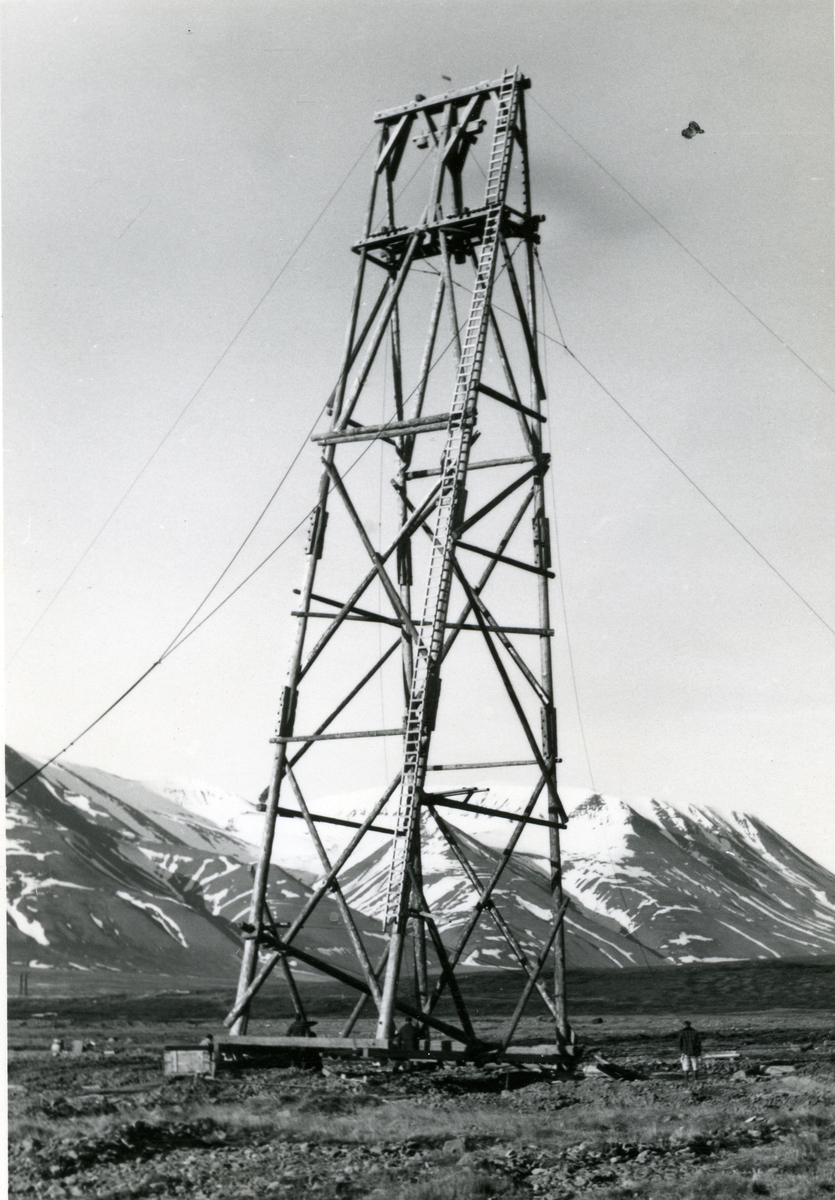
[
  {"left": 499, "top": 896, "right": 570, "bottom": 1053},
  {"left": 324, "top": 458, "right": 422, "bottom": 645}
]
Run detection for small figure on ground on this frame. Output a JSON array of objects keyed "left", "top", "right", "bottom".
[
  {"left": 678, "top": 1020, "right": 703, "bottom": 1080},
  {"left": 285, "top": 1015, "right": 321, "bottom": 1070},
  {"left": 681, "top": 120, "right": 704, "bottom": 139},
  {"left": 394, "top": 1016, "right": 419, "bottom": 1053},
  {"left": 393, "top": 1016, "right": 419, "bottom": 1070},
  {"left": 285, "top": 1015, "right": 318, "bottom": 1038}
]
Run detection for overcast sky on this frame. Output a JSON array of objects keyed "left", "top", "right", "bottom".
[{"left": 5, "top": 0, "right": 834, "bottom": 869}]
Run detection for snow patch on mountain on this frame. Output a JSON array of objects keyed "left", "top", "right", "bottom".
[
  {"left": 153, "top": 782, "right": 253, "bottom": 831},
  {"left": 63, "top": 792, "right": 107, "bottom": 819},
  {"left": 562, "top": 916, "right": 637, "bottom": 966},
  {"left": 115, "top": 892, "right": 190, "bottom": 946},
  {"left": 678, "top": 956, "right": 743, "bottom": 964},
  {"left": 516, "top": 896, "right": 551, "bottom": 922},
  {"left": 9, "top": 745, "right": 835, "bottom": 975},
  {"left": 7, "top": 902, "right": 49, "bottom": 946},
  {"left": 716, "top": 921, "right": 780, "bottom": 956},
  {"left": 151, "top": 781, "right": 393, "bottom": 882},
  {"left": 6, "top": 838, "right": 57, "bottom": 862}
]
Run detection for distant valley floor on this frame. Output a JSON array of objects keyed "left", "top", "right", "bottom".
[{"left": 8, "top": 958, "right": 835, "bottom": 1025}]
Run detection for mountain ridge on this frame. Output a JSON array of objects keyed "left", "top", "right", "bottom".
[
  {"left": 5, "top": 747, "right": 385, "bottom": 980},
  {"left": 7, "top": 747, "right": 835, "bottom": 984}
]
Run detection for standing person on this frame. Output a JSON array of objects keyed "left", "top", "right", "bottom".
[
  {"left": 284, "top": 1015, "right": 321, "bottom": 1070},
  {"left": 678, "top": 1020, "right": 703, "bottom": 1081},
  {"left": 394, "top": 1015, "right": 419, "bottom": 1054},
  {"left": 393, "top": 1015, "right": 419, "bottom": 1070}
]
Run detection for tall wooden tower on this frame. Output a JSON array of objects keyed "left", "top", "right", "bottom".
[{"left": 226, "top": 70, "right": 571, "bottom": 1055}]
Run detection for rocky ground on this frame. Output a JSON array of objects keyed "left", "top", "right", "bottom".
[{"left": 7, "top": 1012, "right": 835, "bottom": 1199}]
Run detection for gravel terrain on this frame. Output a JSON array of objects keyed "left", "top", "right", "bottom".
[{"left": 8, "top": 1013, "right": 835, "bottom": 1199}]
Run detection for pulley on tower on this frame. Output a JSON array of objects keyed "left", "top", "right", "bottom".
[{"left": 224, "top": 69, "right": 575, "bottom": 1067}]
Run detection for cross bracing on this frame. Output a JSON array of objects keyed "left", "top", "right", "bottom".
[{"left": 227, "top": 70, "right": 573, "bottom": 1056}]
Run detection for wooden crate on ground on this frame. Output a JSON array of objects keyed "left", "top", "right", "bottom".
[{"left": 163, "top": 1045, "right": 213, "bottom": 1076}]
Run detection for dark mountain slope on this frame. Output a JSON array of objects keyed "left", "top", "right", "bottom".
[
  {"left": 338, "top": 815, "right": 668, "bottom": 971},
  {"left": 5, "top": 748, "right": 384, "bottom": 978}
]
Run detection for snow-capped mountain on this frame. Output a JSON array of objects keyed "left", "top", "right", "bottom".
[
  {"left": 153, "top": 782, "right": 391, "bottom": 885},
  {"left": 5, "top": 748, "right": 384, "bottom": 977},
  {"left": 337, "top": 812, "right": 666, "bottom": 970},
  {"left": 151, "top": 781, "right": 255, "bottom": 836},
  {"left": 333, "top": 788, "right": 835, "bottom": 966},
  {"left": 558, "top": 792, "right": 835, "bottom": 962},
  {"left": 7, "top": 745, "right": 835, "bottom": 981}
]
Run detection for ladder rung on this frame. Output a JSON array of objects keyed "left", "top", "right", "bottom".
[{"left": 385, "top": 77, "right": 518, "bottom": 925}]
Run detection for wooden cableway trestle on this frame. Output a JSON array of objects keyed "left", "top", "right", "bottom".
[{"left": 226, "top": 70, "right": 574, "bottom": 1061}]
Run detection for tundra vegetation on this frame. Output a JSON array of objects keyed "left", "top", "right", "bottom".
[{"left": 7, "top": 998, "right": 835, "bottom": 1200}]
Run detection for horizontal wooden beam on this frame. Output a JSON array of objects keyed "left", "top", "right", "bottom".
[
  {"left": 293, "top": 612, "right": 552, "bottom": 635},
  {"left": 213, "top": 1034, "right": 575, "bottom": 1066},
  {"left": 353, "top": 207, "right": 490, "bottom": 253},
  {"left": 406, "top": 455, "right": 535, "bottom": 480},
  {"left": 277, "top": 806, "right": 394, "bottom": 835},
  {"left": 351, "top": 208, "right": 543, "bottom": 264},
  {"left": 427, "top": 759, "right": 538, "bottom": 771},
  {"left": 295, "top": 589, "right": 400, "bottom": 625},
  {"left": 374, "top": 75, "right": 529, "bottom": 123},
  {"left": 423, "top": 795, "right": 562, "bottom": 830},
  {"left": 430, "top": 786, "right": 486, "bottom": 797},
  {"left": 456, "top": 539, "right": 554, "bottom": 579},
  {"left": 271, "top": 727, "right": 403, "bottom": 744},
  {"left": 313, "top": 413, "right": 453, "bottom": 445},
  {"left": 292, "top": 610, "right": 400, "bottom": 627},
  {"left": 217, "top": 1034, "right": 381, "bottom": 1051},
  {"left": 446, "top": 623, "right": 553, "bottom": 635}
]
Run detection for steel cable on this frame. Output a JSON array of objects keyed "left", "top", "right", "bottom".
[
  {"left": 7, "top": 132, "right": 378, "bottom": 670},
  {"left": 6, "top": 271, "right": 471, "bottom": 800},
  {"left": 530, "top": 96, "right": 834, "bottom": 398},
  {"left": 535, "top": 254, "right": 834, "bottom": 640}
]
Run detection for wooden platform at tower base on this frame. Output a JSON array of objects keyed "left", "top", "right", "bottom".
[{"left": 211, "top": 1034, "right": 580, "bottom": 1074}]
